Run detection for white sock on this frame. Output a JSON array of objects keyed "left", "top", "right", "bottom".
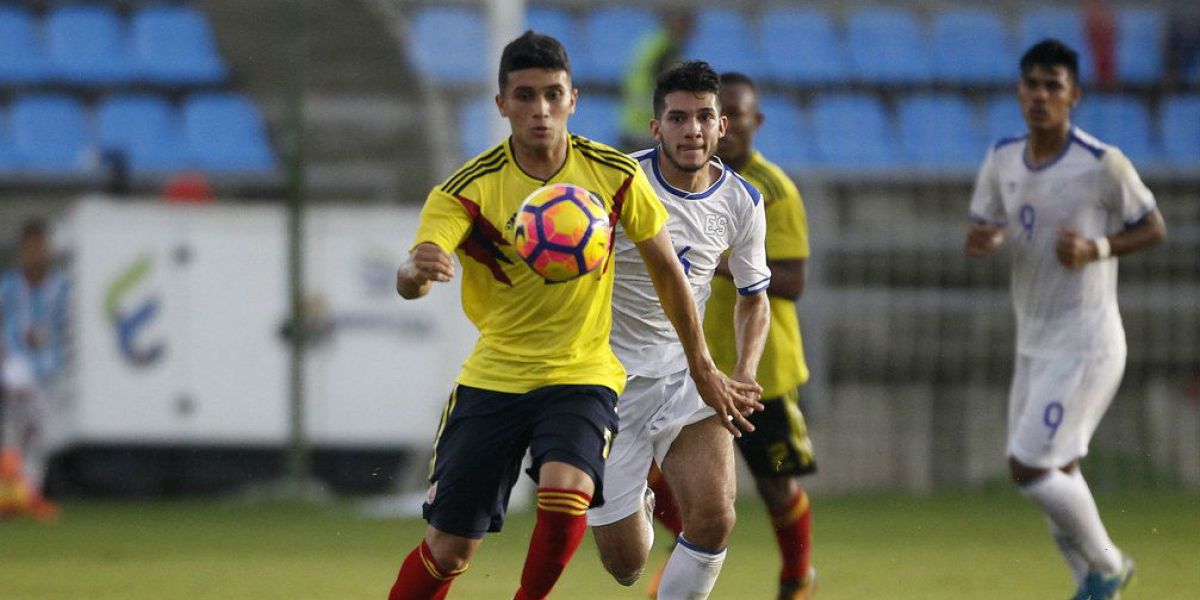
[
  {"left": 657, "top": 534, "right": 726, "bottom": 600},
  {"left": 1020, "top": 469, "right": 1122, "bottom": 575},
  {"left": 1044, "top": 514, "right": 1088, "bottom": 585}
]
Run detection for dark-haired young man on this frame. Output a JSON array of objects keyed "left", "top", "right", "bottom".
[
  {"left": 589, "top": 60, "right": 769, "bottom": 600},
  {"left": 387, "top": 32, "right": 759, "bottom": 600},
  {"left": 965, "top": 39, "right": 1165, "bottom": 600},
  {"left": 646, "top": 71, "right": 819, "bottom": 600}
]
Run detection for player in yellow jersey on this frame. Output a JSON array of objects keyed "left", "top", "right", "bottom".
[
  {"left": 385, "top": 32, "right": 761, "bottom": 600},
  {"left": 646, "top": 72, "right": 818, "bottom": 600}
]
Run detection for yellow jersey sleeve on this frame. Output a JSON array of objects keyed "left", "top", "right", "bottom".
[
  {"left": 617, "top": 164, "right": 668, "bottom": 243},
  {"left": 747, "top": 155, "right": 809, "bottom": 261},
  {"left": 413, "top": 187, "right": 473, "bottom": 254}
]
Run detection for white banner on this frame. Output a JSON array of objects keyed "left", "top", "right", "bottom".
[{"left": 65, "top": 198, "right": 475, "bottom": 449}]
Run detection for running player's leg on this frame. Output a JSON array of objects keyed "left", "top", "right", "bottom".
[
  {"left": 737, "top": 389, "right": 818, "bottom": 598},
  {"left": 1009, "top": 354, "right": 1128, "bottom": 590},
  {"left": 657, "top": 413, "right": 736, "bottom": 599},
  {"left": 389, "top": 386, "right": 532, "bottom": 599},
  {"left": 590, "top": 375, "right": 661, "bottom": 585},
  {"left": 517, "top": 384, "right": 619, "bottom": 600}
]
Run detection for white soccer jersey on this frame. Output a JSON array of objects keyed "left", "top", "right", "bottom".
[
  {"left": 969, "top": 126, "right": 1156, "bottom": 357},
  {"left": 610, "top": 147, "right": 770, "bottom": 376}
]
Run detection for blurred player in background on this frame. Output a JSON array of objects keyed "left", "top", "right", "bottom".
[
  {"left": 590, "top": 61, "right": 769, "bottom": 600},
  {"left": 0, "top": 219, "right": 68, "bottom": 522},
  {"left": 618, "top": 11, "right": 694, "bottom": 151},
  {"left": 965, "top": 39, "right": 1165, "bottom": 600},
  {"left": 387, "top": 32, "right": 758, "bottom": 600},
  {"left": 645, "top": 71, "right": 819, "bottom": 600}
]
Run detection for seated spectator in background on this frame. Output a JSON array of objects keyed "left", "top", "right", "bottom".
[
  {"left": 618, "top": 11, "right": 693, "bottom": 151},
  {"left": 0, "top": 219, "right": 69, "bottom": 522}
]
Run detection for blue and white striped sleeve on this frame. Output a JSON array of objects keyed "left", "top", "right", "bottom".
[{"left": 729, "top": 194, "right": 771, "bottom": 296}]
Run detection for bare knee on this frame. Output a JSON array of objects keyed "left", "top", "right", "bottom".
[
  {"left": 593, "top": 521, "right": 649, "bottom": 586},
  {"left": 601, "top": 555, "right": 644, "bottom": 586},
  {"left": 424, "top": 529, "right": 478, "bottom": 573},
  {"left": 754, "top": 475, "right": 801, "bottom": 513},
  {"left": 683, "top": 503, "right": 736, "bottom": 550},
  {"left": 1008, "top": 456, "right": 1048, "bottom": 486}
]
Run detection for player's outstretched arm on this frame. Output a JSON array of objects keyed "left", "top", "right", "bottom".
[
  {"left": 635, "top": 228, "right": 764, "bottom": 437},
  {"left": 396, "top": 242, "right": 454, "bottom": 300},
  {"left": 965, "top": 222, "right": 1005, "bottom": 258},
  {"left": 732, "top": 291, "right": 770, "bottom": 384},
  {"left": 1056, "top": 208, "right": 1166, "bottom": 269}
]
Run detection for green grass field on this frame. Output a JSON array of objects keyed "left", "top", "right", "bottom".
[{"left": 1, "top": 489, "right": 1196, "bottom": 599}]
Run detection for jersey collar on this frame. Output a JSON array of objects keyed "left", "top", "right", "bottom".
[{"left": 648, "top": 146, "right": 728, "bottom": 200}]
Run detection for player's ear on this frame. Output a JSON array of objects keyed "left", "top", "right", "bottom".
[
  {"left": 755, "top": 111, "right": 765, "bottom": 128},
  {"left": 649, "top": 118, "right": 661, "bottom": 142},
  {"left": 718, "top": 114, "right": 729, "bottom": 136},
  {"left": 568, "top": 87, "right": 578, "bottom": 114},
  {"left": 495, "top": 93, "right": 508, "bottom": 118}
]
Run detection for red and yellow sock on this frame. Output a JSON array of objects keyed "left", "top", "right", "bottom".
[
  {"left": 513, "top": 488, "right": 591, "bottom": 600},
  {"left": 771, "top": 489, "right": 812, "bottom": 585},
  {"left": 388, "top": 539, "right": 466, "bottom": 600}
]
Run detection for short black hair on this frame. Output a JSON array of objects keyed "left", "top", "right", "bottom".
[
  {"left": 498, "top": 30, "right": 571, "bottom": 92},
  {"left": 719, "top": 71, "right": 757, "bottom": 91},
  {"left": 1020, "top": 39, "right": 1079, "bottom": 82},
  {"left": 653, "top": 60, "right": 721, "bottom": 118},
  {"left": 20, "top": 218, "right": 47, "bottom": 241}
]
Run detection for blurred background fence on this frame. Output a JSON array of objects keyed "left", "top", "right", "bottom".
[{"left": 0, "top": 0, "right": 1196, "bottom": 498}]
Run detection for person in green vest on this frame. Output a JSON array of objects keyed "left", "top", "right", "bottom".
[{"left": 618, "top": 11, "right": 694, "bottom": 151}]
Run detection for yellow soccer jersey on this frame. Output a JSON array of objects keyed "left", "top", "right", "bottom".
[
  {"left": 704, "top": 150, "right": 810, "bottom": 397},
  {"left": 413, "top": 134, "right": 667, "bottom": 395}
]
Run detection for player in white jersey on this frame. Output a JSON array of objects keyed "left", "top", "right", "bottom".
[
  {"left": 589, "top": 61, "right": 770, "bottom": 599},
  {"left": 1, "top": 220, "right": 68, "bottom": 522},
  {"left": 965, "top": 40, "right": 1165, "bottom": 600}
]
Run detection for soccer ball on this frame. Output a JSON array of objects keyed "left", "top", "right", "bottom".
[{"left": 513, "top": 183, "right": 612, "bottom": 282}]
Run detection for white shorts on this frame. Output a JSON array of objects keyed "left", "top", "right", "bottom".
[
  {"left": 587, "top": 368, "right": 713, "bottom": 526},
  {"left": 1007, "top": 352, "right": 1125, "bottom": 469}
]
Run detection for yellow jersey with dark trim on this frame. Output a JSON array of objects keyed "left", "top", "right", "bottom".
[
  {"left": 413, "top": 134, "right": 668, "bottom": 395},
  {"left": 703, "top": 150, "right": 810, "bottom": 396}
]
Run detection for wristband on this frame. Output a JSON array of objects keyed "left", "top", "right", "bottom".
[{"left": 1093, "top": 237, "right": 1112, "bottom": 260}]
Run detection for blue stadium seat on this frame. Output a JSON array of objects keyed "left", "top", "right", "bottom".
[
  {"left": 681, "top": 9, "right": 764, "bottom": 80},
  {"left": 0, "top": 6, "right": 50, "bottom": 85},
  {"left": 810, "top": 94, "right": 897, "bottom": 169},
  {"left": 846, "top": 8, "right": 932, "bottom": 84},
  {"left": 759, "top": 8, "right": 848, "bottom": 86},
  {"left": 571, "top": 95, "right": 619, "bottom": 146},
  {"left": 1160, "top": 95, "right": 1200, "bottom": 166},
  {"left": 410, "top": 7, "right": 488, "bottom": 84},
  {"left": 46, "top": 5, "right": 136, "bottom": 86},
  {"left": 1115, "top": 8, "right": 1162, "bottom": 85},
  {"left": 578, "top": 7, "right": 657, "bottom": 86},
  {"left": 182, "top": 93, "right": 278, "bottom": 173},
  {"left": 983, "top": 96, "right": 1025, "bottom": 143},
  {"left": 132, "top": 5, "right": 228, "bottom": 87},
  {"left": 753, "top": 95, "right": 808, "bottom": 171},
  {"left": 896, "top": 95, "right": 985, "bottom": 168},
  {"left": 931, "top": 10, "right": 1012, "bottom": 84},
  {"left": 1018, "top": 7, "right": 1095, "bottom": 83},
  {"left": 98, "top": 95, "right": 193, "bottom": 174},
  {"left": 11, "top": 95, "right": 97, "bottom": 173},
  {"left": 458, "top": 96, "right": 503, "bottom": 159},
  {"left": 0, "top": 112, "right": 23, "bottom": 172},
  {"left": 1073, "top": 95, "right": 1156, "bottom": 165}
]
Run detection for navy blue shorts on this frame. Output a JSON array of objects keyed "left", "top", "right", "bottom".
[{"left": 422, "top": 383, "right": 619, "bottom": 539}]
